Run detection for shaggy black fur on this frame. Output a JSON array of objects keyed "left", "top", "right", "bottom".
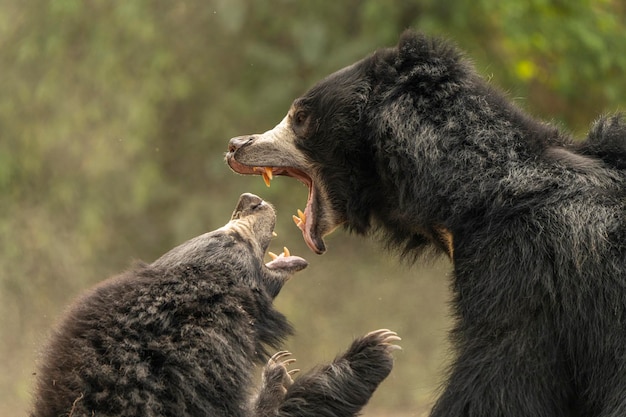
[
  {"left": 578, "top": 113, "right": 626, "bottom": 170},
  {"left": 227, "top": 31, "right": 626, "bottom": 416},
  {"left": 30, "top": 193, "right": 399, "bottom": 417}
]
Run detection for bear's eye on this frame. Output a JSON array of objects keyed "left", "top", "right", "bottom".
[{"left": 293, "top": 110, "right": 308, "bottom": 127}]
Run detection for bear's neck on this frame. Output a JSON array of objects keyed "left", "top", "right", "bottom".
[{"left": 368, "top": 80, "right": 569, "bottom": 258}]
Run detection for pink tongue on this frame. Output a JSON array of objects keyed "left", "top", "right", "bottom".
[{"left": 265, "top": 256, "right": 308, "bottom": 271}]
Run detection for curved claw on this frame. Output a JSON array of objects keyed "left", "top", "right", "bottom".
[
  {"left": 365, "top": 328, "right": 394, "bottom": 337},
  {"left": 383, "top": 334, "right": 402, "bottom": 343},
  {"left": 366, "top": 329, "right": 401, "bottom": 340},
  {"left": 268, "top": 351, "right": 300, "bottom": 369},
  {"left": 281, "top": 358, "right": 297, "bottom": 367},
  {"left": 385, "top": 344, "right": 403, "bottom": 352},
  {"left": 270, "top": 351, "right": 292, "bottom": 362},
  {"left": 365, "top": 328, "right": 402, "bottom": 351}
]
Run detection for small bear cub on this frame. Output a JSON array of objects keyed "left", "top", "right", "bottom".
[{"left": 31, "top": 193, "right": 399, "bottom": 417}]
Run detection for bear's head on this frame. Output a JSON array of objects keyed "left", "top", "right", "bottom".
[
  {"left": 226, "top": 59, "right": 373, "bottom": 255},
  {"left": 227, "top": 31, "right": 470, "bottom": 254}
]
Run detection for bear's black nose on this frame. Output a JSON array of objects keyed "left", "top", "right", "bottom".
[{"left": 228, "top": 135, "right": 255, "bottom": 153}]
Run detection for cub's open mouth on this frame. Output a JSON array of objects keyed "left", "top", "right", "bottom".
[
  {"left": 227, "top": 155, "right": 327, "bottom": 254},
  {"left": 227, "top": 192, "right": 308, "bottom": 274}
]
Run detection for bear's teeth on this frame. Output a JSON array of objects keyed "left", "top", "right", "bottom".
[
  {"left": 254, "top": 167, "right": 273, "bottom": 187},
  {"left": 262, "top": 172, "right": 271, "bottom": 187},
  {"left": 283, "top": 246, "right": 290, "bottom": 257},
  {"left": 297, "top": 209, "right": 306, "bottom": 224},
  {"left": 272, "top": 231, "right": 278, "bottom": 237},
  {"left": 292, "top": 209, "right": 306, "bottom": 231},
  {"left": 268, "top": 251, "right": 278, "bottom": 260},
  {"left": 292, "top": 214, "right": 304, "bottom": 231},
  {"left": 263, "top": 167, "right": 273, "bottom": 187}
]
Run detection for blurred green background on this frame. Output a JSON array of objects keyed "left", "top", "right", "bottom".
[{"left": 2, "top": 1, "right": 625, "bottom": 415}]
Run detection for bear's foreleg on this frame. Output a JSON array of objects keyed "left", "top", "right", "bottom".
[{"left": 276, "top": 329, "right": 400, "bottom": 417}]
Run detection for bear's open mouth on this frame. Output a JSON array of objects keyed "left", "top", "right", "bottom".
[{"left": 227, "top": 157, "right": 325, "bottom": 254}]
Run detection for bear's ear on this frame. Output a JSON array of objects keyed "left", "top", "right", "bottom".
[
  {"left": 393, "top": 29, "right": 468, "bottom": 84},
  {"left": 395, "top": 30, "right": 446, "bottom": 71}
]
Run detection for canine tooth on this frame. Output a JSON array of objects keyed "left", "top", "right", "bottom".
[
  {"left": 262, "top": 167, "right": 273, "bottom": 188},
  {"left": 268, "top": 252, "right": 278, "bottom": 260},
  {"left": 254, "top": 166, "right": 272, "bottom": 187},
  {"left": 283, "top": 246, "right": 290, "bottom": 257},
  {"left": 262, "top": 172, "right": 271, "bottom": 187},
  {"left": 297, "top": 209, "right": 306, "bottom": 224},
  {"left": 292, "top": 208, "right": 306, "bottom": 231},
  {"left": 272, "top": 231, "right": 278, "bottom": 237},
  {"left": 292, "top": 215, "right": 302, "bottom": 227}
]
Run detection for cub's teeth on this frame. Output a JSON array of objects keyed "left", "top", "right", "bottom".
[{"left": 268, "top": 247, "right": 290, "bottom": 261}]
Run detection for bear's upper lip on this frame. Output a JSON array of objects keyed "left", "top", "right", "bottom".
[{"left": 226, "top": 155, "right": 327, "bottom": 254}]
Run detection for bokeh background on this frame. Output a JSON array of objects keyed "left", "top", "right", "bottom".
[{"left": 2, "top": 1, "right": 625, "bottom": 415}]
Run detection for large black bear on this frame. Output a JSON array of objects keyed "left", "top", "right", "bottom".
[
  {"left": 226, "top": 31, "right": 626, "bottom": 416},
  {"left": 31, "top": 193, "right": 400, "bottom": 417}
]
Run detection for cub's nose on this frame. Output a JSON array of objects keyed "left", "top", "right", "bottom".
[
  {"left": 230, "top": 193, "right": 272, "bottom": 220},
  {"left": 235, "top": 193, "right": 264, "bottom": 212},
  {"left": 228, "top": 135, "right": 255, "bottom": 153}
]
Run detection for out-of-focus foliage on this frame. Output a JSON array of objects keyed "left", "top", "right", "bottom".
[{"left": 1, "top": 1, "right": 624, "bottom": 415}]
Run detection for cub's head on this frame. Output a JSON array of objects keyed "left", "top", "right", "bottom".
[{"left": 152, "top": 193, "right": 307, "bottom": 298}]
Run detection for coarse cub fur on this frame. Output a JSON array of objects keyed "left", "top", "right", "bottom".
[
  {"left": 30, "top": 193, "right": 399, "bottom": 417},
  {"left": 227, "top": 31, "right": 626, "bottom": 416}
]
